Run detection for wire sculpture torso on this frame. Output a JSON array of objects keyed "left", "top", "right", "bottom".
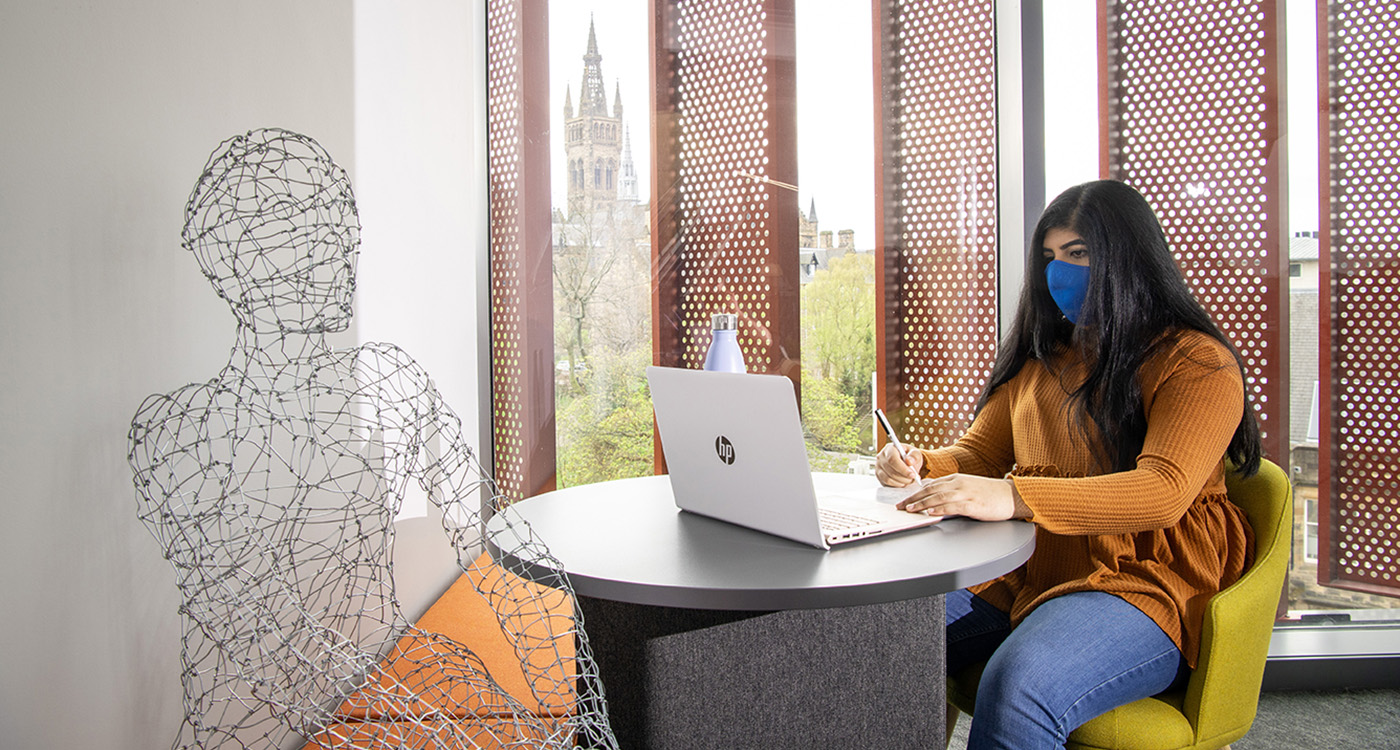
[{"left": 129, "top": 129, "right": 615, "bottom": 750}]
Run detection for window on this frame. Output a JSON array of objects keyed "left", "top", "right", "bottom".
[
  {"left": 1306, "top": 497, "right": 1320, "bottom": 563},
  {"left": 488, "top": 0, "right": 1400, "bottom": 624},
  {"left": 795, "top": 0, "right": 878, "bottom": 470},
  {"left": 1044, "top": 0, "right": 1399, "bottom": 619},
  {"left": 549, "top": 3, "right": 653, "bottom": 489}
]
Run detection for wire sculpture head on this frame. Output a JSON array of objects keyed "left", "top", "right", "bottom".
[{"left": 182, "top": 128, "right": 360, "bottom": 334}]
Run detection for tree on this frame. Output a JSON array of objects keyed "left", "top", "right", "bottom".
[
  {"left": 801, "top": 251, "right": 877, "bottom": 407},
  {"left": 554, "top": 207, "right": 620, "bottom": 394},
  {"left": 801, "top": 374, "right": 863, "bottom": 453},
  {"left": 552, "top": 191, "right": 652, "bottom": 486},
  {"left": 800, "top": 252, "right": 877, "bottom": 458},
  {"left": 555, "top": 346, "right": 655, "bottom": 487},
  {"left": 553, "top": 201, "right": 651, "bottom": 395}
]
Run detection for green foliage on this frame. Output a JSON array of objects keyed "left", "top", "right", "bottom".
[
  {"left": 801, "top": 252, "right": 876, "bottom": 407},
  {"left": 801, "top": 374, "right": 862, "bottom": 453},
  {"left": 806, "top": 442, "right": 858, "bottom": 473},
  {"left": 556, "top": 347, "right": 655, "bottom": 488},
  {"left": 553, "top": 248, "right": 883, "bottom": 487},
  {"left": 800, "top": 251, "right": 878, "bottom": 457}
]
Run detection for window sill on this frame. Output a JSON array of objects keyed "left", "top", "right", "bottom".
[{"left": 1263, "top": 617, "right": 1400, "bottom": 690}]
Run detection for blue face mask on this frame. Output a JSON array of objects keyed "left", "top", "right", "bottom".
[{"left": 1045, "top": 260, "right": 1090, "bottom": 324}]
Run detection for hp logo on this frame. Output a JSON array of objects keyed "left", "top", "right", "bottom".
[{"left": 714, "top": 435, "right": 736, "bottom": 465}]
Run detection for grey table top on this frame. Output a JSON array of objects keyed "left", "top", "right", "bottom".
[{"left": 490, "top": 472, "right": 1035, "bottom": 611}]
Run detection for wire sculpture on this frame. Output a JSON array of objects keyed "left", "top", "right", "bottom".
[{"left": 129, "top": 128, "right": 617, "bottom": 750}]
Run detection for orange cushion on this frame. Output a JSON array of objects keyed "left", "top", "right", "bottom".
[{"left": 315, "top": 553, "right": 576, "bottom": 734}]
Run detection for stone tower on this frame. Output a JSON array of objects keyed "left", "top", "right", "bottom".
[{"left": 565, "top": 17, "right": 623, "bottom": 215}]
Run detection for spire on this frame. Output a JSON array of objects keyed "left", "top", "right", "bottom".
[
  {"left": 619, "top": 126, "right": 639, "bottom": 203},
  {"left": 579, "top": 16, "right": 608, "bottom": 116},
  {"left": 613, "top": 82, "right": 624, "bottom": 119},
  {"left": 563, "top": 84, "right": 573, "bottom": 120},
  {"left": 809, "top": 198, "right": 818, "bottom": 223}
]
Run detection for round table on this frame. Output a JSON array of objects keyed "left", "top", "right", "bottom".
[
  {"left": 489, "top": 472, "right": 1035, "bottom": 749},
  {"left": 495, "top": 472, "right": 1034, "bottom": 610}
]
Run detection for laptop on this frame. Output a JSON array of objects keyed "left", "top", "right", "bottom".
[{"left": 646, "top": 366, "right": 938, "bottom": 549}]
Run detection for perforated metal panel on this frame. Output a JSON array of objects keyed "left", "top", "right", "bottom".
[
  {"left": 1101, "top": 0, "right": 1288, "bottom": 460},
  {"left": 874, "top": 0, "right": 1000, "bottom": 449},
  {"left": 1318, "top": 0, "right": 1400, "bottom": 597},
  {"left": 651, "top": 0, "right": 800, "bottom": 381},
  {"left": 487, "top": 0, "right": 556, "bottom": 501}
]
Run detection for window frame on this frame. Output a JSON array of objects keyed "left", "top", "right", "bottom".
[{"left": 481, "top": 0, "right": 1400, "bottom": 685}]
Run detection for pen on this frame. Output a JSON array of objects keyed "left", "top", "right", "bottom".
[{"left": 874, "top": 408, "right": 909, "bottom": 460}]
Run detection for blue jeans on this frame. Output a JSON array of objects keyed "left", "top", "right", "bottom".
[{"left": 946, "top": 589, "right": 1189, "bottom": 750}]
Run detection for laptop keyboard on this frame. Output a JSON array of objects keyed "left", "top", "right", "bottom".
[{"left": 818, "top": 507, "right": 881, "bottom": 532}]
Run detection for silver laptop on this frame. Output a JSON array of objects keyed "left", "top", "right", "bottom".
[{"left": 646, "top": 366, "right": 938, "bottom": 549}]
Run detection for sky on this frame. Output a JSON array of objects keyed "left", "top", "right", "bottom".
[
  {"left": 547, "top": 1, "right": 877, "bottom": 246},
  {"left": 548, "top": 1, "right": 1319, "bottom": 241}
]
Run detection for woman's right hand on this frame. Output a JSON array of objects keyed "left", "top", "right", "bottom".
[{"left": 875, "top": 442, "right": 924, "bottom": 487}]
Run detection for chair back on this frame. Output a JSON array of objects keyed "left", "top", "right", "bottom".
[{"left": 1182, "top": 458, "right": 1293, "bottom": 747}]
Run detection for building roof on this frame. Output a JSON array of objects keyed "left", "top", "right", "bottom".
[{"left": 1290, "top": 233, "right": 1319, "bottom": 262}]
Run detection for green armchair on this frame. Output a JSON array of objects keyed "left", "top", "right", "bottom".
[{"left": 946, "top": 459, "right": 1293, "bottom": 750}]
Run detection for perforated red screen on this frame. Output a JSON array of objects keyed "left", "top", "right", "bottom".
[
  {"left": 487, "top": 0, "right": 555, "bottom": 501},
  {"left": 1317, "top": 0, "right": 1400, "bottom": 597},
  {"left": 651, "top": 0, "right": 800, "bottom": 380},
  {"left": 874, "top": 0, "right": 1000, "bottom": 449},
  {"left": 1101, "top": 0, "right": 1288, "bottom": 461}
]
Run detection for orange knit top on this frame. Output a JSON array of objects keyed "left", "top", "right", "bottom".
[{"left": 918, "top": 329, "right": 1254, "bottom": 668}]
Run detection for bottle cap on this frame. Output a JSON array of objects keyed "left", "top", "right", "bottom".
[{"left": 711, "top": 313, "right": 739, "bottom": 331}]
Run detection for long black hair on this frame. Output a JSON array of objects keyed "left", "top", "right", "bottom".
[{"left": 978, "top": 180, "right": 1262, "bottom": 476}]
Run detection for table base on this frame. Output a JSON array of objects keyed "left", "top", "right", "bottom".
[{"left": 578, "top": 594, "right": 946, "bottom": 750}]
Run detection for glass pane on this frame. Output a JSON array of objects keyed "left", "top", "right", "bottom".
[
  {"left": 1305, "top": 498, "right": 1319, "bottom": 563},
  {"left": 1042, "top": 0, "right": 1399, "bottom": 622},
  {"left": 549, "top": 3, "right": 654, "bottom": 489},
  {"left": 1298, "top": 0, "right": 1400, "bottom": 615},
  {"left": 1042, "top": 0, "right": 1100, "bottom": 198},
  {"left": 503, "top": 3, "right": 1400, "bottom": 622},
  {"left": 795, "top": 0, "right": 878, "bottom": 475}
]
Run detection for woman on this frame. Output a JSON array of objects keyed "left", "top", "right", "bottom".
[{"left": 876, "top": 180, "right": 1260, "bottom": 749}]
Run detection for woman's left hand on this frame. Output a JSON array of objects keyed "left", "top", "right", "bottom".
[{"left": 895, "top": 473, "right": 1022, "bottom": 522}]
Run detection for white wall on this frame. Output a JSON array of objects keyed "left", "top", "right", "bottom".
[
  {"left": 352, "top": 0, "right": 488, "bottom": 622},
  {"left": 0, "top": 1, "right": 485, "bottom": 746}
]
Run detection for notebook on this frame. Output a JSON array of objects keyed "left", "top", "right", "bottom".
[{"left": 646, "top": 366, "right": 938, "bottom": 549}]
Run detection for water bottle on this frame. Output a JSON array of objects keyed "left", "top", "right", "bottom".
[{"left": 703, "top": 313, "right": 746, "bottom": 373}]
